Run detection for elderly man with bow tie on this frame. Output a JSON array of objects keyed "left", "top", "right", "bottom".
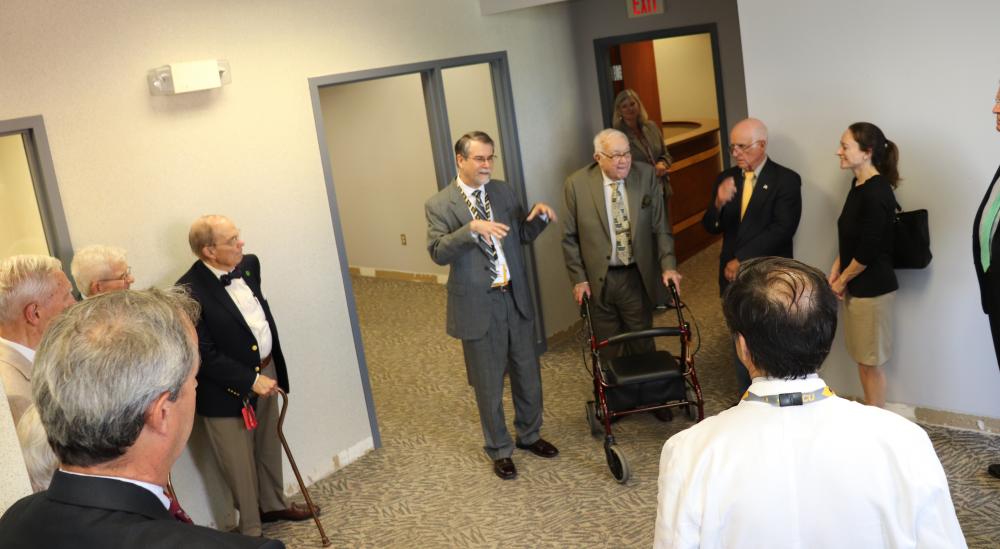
[{"left": 177, "top": 214, "right": 317, "bottom": 536}]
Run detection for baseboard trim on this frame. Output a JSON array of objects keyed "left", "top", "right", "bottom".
[
  {"left": 349, "top": 266, "right": 446, "bottom": 284},
  {"left": 838, "top": 394, "right": 1000, "bottom": 435}
]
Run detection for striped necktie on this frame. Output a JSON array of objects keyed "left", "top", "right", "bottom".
[{"left": 471, "top": 189, "right": 499, "bottom": 280}]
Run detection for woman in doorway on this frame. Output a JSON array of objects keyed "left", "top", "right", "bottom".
[
  {"left": 828, "top": 122, "right": 900, "bottom": 407},
  {"left": 612, "top": 88, "right": 672, "bottom": 197},
  {"left": 613, "top": 88, "right": 674, "bottom": 308}
]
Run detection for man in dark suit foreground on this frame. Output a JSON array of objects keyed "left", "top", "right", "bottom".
[
  {"left": 0, "top": 288, "right": 283, "bottom": 548},
  {"left": 425, "top": 130, "right": 559, "bottom": 480},
  {"left": 702, "top": 118, "right": 802, "bottom": 394},
  {"left": 177, "top": 215, "right": 314, "bottom": 535}
]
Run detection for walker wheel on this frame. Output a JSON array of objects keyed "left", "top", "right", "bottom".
[
  {"left": 586, "top": 401, "right": 602, "bottom": 437},
  {"left": 685, "top": 382, "right": 698, "bottom": 421},
  {"left": 605, "top": 445, "right": 630, "bottom": 484}
]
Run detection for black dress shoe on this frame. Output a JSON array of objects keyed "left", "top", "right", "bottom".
[
  {"left": 988, "top": 464, "right": 1000, "bottom": 479},
  {"left": 515, "top": 438, "right": 559, "bottom": 458},
  {"left": 493, "top": 457, "right": 517, "bottom": 480}
]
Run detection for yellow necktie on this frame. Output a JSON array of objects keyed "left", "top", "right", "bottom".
[{"left": 740, "top": 171, "right": 755, "bottom": 220}]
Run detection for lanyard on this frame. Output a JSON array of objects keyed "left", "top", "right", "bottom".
[{"left": 741, "top": 386, "right": 835, "bottom": 407}]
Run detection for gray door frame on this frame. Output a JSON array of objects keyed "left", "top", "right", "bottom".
[
  {"left": 307, "top": 51, "right": 545, "bottom": 449},
  {"left": 0, "top": 115, "right": 74, "bottom": 275},
  {"left": 593, "top": 24, "right": 732, "bottom": 167}
]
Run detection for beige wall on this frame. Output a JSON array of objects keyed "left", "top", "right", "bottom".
[
  {"left": 0, "top": 0, "right": 585, "bottom": 521},
  {"left": 653, "top": 33, "right": 719, "bottom": 122},
  {"left": 320, "top": 75, "right": 447, "bottom": 276},
  {"left": 0, "top": 134, "right": 48, "bottom": 257}
]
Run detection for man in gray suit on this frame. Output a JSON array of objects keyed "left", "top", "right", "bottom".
[
  {"left": 0, "top": 254, "right": 75, "bottom": 425},
  {"left": 563, "top": 128, "right": 681, "bottom": 357},
  {"left": 425, "top": 130, "right": 558, "bottom": 480}
]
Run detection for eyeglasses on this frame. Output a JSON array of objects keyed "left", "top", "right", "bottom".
[
  {"left": 99, "top": 266, "right": 132, "bottom": 283},
  {"left": 598, "top": 151, "right": 632, "bottom": 161},
  {"left": 730, "top": 141, "right": 763, "bottom": 154},
  {"left": 465, "top": 155, "right": 498, "bottom": 165}
]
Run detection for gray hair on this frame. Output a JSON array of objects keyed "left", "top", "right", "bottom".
[
  {"left": 593, "top": 128, "right": 628, "bottom": 155},
  {"left": 32, "top": 287, "right": 201, "bottom": 467},
  {"left": 71, "top": 245, "right": 128, "bottom": 298},
  {"left": 0, "top": 255, "right": 64, "bottom": 324},
  {"left": 16, "top": 405, "right": 58, "bottom": 492},
  {"left": 188, "top": 214, "right": 228, "bottom": 259}
]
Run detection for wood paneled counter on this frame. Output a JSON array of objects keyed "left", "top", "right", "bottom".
[{"left": 664, "top": 118, "right": 723, "bottom": 263}]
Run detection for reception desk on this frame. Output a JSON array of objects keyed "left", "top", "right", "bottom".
[{"left": 663, "top": 118, "right": 723, "bottom": 263}]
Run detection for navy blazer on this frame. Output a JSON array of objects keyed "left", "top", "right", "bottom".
[
  {"left": 973, "top": 165, "right": 1000, "bottom": 315},
  {"left": 702, "top": 158, "right": 803, "bottom": 294},
  {"left": 425, "top": 179, "right": 547, "bottom": 340},
  {"left": 0, "top": 471, "right": 283, "bottom": 548},
  {"left": 177, "top": 254, "right": 289, "bottom": 417}
]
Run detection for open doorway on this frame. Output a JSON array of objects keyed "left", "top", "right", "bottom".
[
  {"left": 594, "top": 25, "right": 729, "bottom": 263},
  {"left": 308, "top": 53, "right": 546, "bottom": 447},
  {"left": 0, "top": 116, "right": 72, "bottom": 265}
]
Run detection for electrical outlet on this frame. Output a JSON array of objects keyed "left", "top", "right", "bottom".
[{"left": 400, "top": 234, "right": 407, "bottom": 245}]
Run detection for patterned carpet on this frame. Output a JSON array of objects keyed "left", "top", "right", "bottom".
[{"left": 264, "top": 242, "right": 1000, "bottom": 548}]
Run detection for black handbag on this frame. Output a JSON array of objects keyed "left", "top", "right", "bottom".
[{"left": 892, "top": 203, "right": 932, "bottom": 269}]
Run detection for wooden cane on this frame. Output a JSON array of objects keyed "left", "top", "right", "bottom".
[{"left": 276, "top": 388, "right": 330, "bottom": 547}]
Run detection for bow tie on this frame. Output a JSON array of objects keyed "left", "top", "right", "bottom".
[{"left": 220, "top": 269, "right": 243, "bottom": 287}]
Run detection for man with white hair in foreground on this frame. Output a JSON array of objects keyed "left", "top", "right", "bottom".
[{"left": 654, "top": 257, "right": 965, "bottom": 548}]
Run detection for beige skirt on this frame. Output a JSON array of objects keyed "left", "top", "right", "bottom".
[{"left": 843, "top": 291, "right": 896, "bottom": 366}]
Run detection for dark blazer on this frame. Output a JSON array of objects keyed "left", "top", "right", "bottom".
[
  {"left": 701, "top": 158, "right": 803, "bottom": 293},
  {"left": 974, "top": 165, "right": 1000, "bottom": 314},
  {"left": 177, "top": 254, "right": 289, "bottom": 417},
  {"left": 562, "top": 161, "right": 675, "bottom": 303},
  {"left": 425, "top": 179, "right": 547, "bottom": 340},
  {"left": 0, "top": 471, "right": 284, "bottom": 548}
]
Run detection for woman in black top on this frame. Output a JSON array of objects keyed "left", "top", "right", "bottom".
[{"left": 828, "top": 122, "right": 899, "bottom": 407}]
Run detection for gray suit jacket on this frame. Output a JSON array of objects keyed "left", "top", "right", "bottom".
[
  {"left": 426, "top": 179, "right": 548, "bottom": 340},
  {"left": 562, "top": 161, "right": 675, "bottom": 303},
  {"left": 0, "top": 340, "right": 33, "bottom": 425}
]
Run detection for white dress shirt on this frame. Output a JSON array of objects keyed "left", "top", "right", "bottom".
[
  {"left": 457, "top": 177, "right": 511, "bottom": 286},
  {"left": 602, "top": 172, "right": 631, "bottom": 266},
  {"left": 654, "top": 375, "right": 966, "bottom": 549},
  {"left": 203, "top": 261, "right": 272, "bottom": 361}
]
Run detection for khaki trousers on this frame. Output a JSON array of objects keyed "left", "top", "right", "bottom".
[{"left": 202, "top": 364, "right": 287, "bottom": 536}]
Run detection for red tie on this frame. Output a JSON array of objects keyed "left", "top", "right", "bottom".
[{"left": 168, "top": 493, "right": 193, "bottom": 524}]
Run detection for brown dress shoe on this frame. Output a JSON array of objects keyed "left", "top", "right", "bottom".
[
  {"left": 260, "top": 502, "right": 319, "bottom": 523},
  {"left": 515, "top": 438, "right": 559, "bottom": 458},
  {"left": 493, "top": 457, "right": 517, "bottom": 480}
]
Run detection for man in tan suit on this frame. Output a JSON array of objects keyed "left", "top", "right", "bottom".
[
  {"left": 0, "top": 254, "right": 75, "bottom": 424},
  {"left": 563, "top": 128, "right": 681, "bottom": 356}
]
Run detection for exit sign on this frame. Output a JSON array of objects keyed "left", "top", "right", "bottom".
[{"left": 627, "top": 0, "right": 664, "bottom": 18}]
